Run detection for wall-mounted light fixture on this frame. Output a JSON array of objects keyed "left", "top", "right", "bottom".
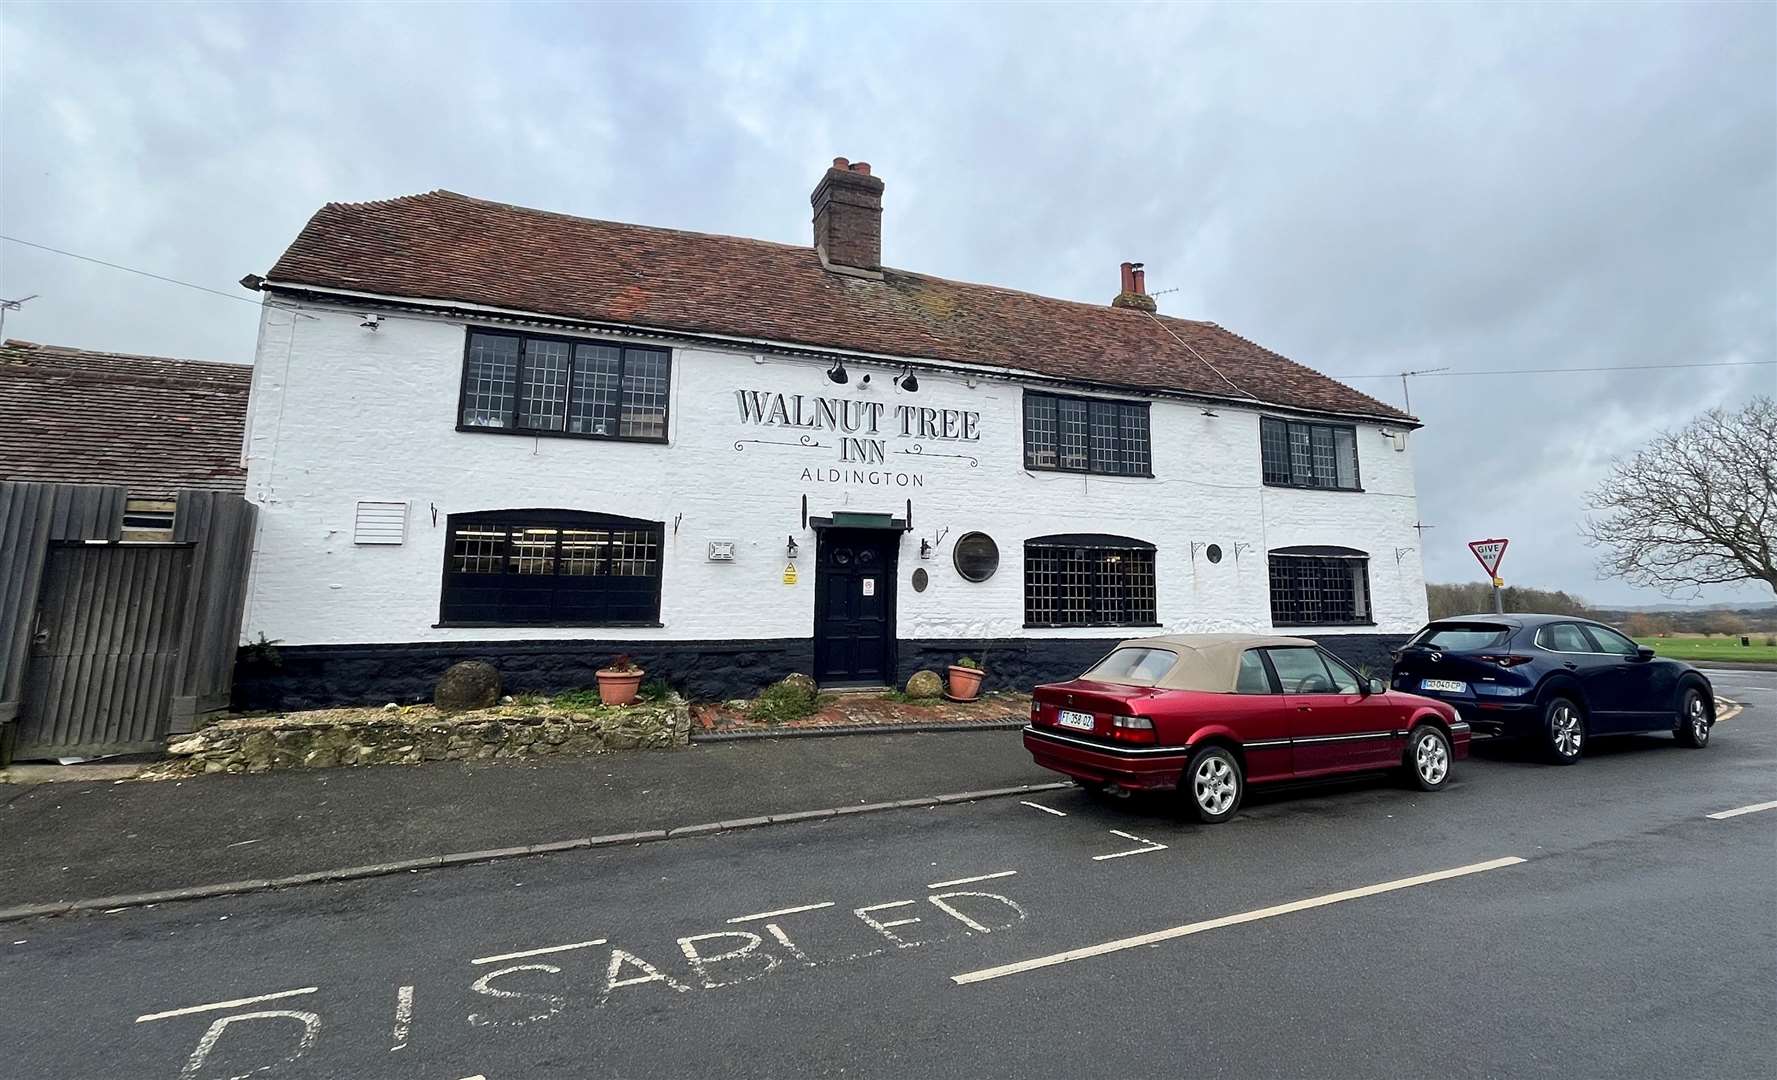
[
  {"left": 359, "top": 314, "right": 381, "bottom": 330},
  {"left": 896, "top": 366, "right": 919, "bottom": 392},
  {"left": 786, "top": 535, "right": 800, "bottom": 560},
  {"left": 919, "top": 538, "right": 932, "bottom": 559},
  {"left": 1200, "top": 408, "right": 1218, "bottom": 417},
  {"left": 826, "top": 360, "right": 849, "bottom": 384}
]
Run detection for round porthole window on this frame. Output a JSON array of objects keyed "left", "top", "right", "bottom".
[
  {"left": 911, "top": 567, "right": 929, "bottom": 593},
  {"left": 1206, "top": 543, "right": 1223, "bottom": 564},
  {"left": 953, "top": 532, "right": 999, "bottom": 583}
]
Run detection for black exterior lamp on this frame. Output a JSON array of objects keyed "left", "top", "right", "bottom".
[
  {"left": 896, "top": 366, "right": 919, "bottom": 392},
  {"left": 826, "top": 360, "right": 849, "bottom": 384}
]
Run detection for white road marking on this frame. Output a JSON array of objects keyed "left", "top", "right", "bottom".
[
  {"left": 389, "top": 984, "right": 413, "bottom": 1052},
  {"left": 1092, "top": 829, "right": 1168, "bottom": 861},
  {"left": 950, "top": 855, "right": 1527, "bottom": 985},
  {"left": 1706, "top": 799, "right": 1777, "bottom": 820},
  {"left": 725, "top": 901, "right": 835, "bottom": 924},
  {"left": 1021, "top": 801, "right": 1067, "bottom": 816},
  {"left": 135, "top": 986, "right": 318, "bottom": 1023},
  {"left": 927, "top": 870, "right": 1018, "bottom": 890},
  {"left": 469, "top": 938, "right": 607, "bottom": 966}
]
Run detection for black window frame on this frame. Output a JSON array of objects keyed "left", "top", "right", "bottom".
[
  {"left": 1023, "top": 391, "right": 1152, "bottom": 477},
  {"left": 1023, "top": 533, "right": 1159, "bottom": 629},
  {"left": 1260, "top": 417, "right": 1361, "bottom": 491},
  {"left": 1267, "top": 545, "right": 1373, "bottom": 627},
  {"left": 437, "top": 508, "right": 665, "bottom": 628},
  {"left": 456, "top": 327, "right": 672, "bottom": 444}
]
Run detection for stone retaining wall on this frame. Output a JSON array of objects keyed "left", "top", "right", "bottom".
[{"left": 147, "top": 698, "right": 690, "bottom": 777}]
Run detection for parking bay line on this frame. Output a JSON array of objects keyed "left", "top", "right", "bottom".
[
  {"left": 726, "top": 901, "right": 836, "bottom": 924},
  {"left": 136, "top": 986, "right": 318, "bottom": 1023},
  {"left": 950, "top": 855, "right": 1527, "bottom": 986},
  {"left": 1021, "top": 801, "right": 1067, "bottom": 817},
  {"left": 1093, "top": 830, "right": 1168, "bottom": 861},
  {"left": 1706, "top": 799, "right": 1777, "bottom": 821},
  {"left": 470, "top": 938, "right": 607, "bottom": 966},
  {"left": 928, "top": 870, "right": 1018, "bottom": 890}
]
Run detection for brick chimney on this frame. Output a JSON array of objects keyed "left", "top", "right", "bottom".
[
  {"left": 1111, "top": 261, "right": 1157, "bottom": 312},
  {"left": 811, "top": 157, "right": 885, "bottom": 279}
]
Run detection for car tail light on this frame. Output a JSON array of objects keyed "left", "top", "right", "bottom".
[
  {"left": 1478, "top": 654, "right": 1535, "bottom": 668},
  {"left": 1109, "top": 715, "right": 1156, "bottom": 745}
]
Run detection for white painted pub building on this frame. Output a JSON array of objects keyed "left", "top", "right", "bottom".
[{"left": 236, "top": 159, "right": 1427, "bottom": 708}]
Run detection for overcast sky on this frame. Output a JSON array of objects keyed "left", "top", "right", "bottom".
[{"left": 3, "top": 1, "right": 1772, "bottom": 605}]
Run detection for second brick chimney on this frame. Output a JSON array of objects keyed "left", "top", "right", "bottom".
[
  {"left": 811, "top": 157, "right": 885, "bottom": 279},
  {"left": 1111, "top": 261, "right": 1157, "bottom": 312}
]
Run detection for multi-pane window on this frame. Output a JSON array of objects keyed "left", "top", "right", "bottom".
[
  {"left": 1024, "top": 392, "right": 1151, "bottom": 476},
  {"left": 441, "top": 510, "right": 663, "bottom": 625},
  {"left": 1260, "top": 417, "right": 1360, "bottom": 490},
  {"left": 459, "top": 329, "right": 671, "bottom": 443},
  {"left": 1024, "top": 535, "right": 1158, "bottom": 627},
  {"left": 1268, "top": 547, "right": 1372, "bottom": 626}
]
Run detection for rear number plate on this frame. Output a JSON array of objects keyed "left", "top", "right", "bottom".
[
  {"left": 1421, "top": 678, "right": 1467, "bottom": 693},
  {"left": 1057, "top": 709, "right": 1095, "bottom": 731}
]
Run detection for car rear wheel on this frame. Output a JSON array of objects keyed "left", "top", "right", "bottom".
[
  {"left": 1542, "top": 696, "right": 1585, "bottom": 765},
  {"left": 1674, "top": 686, "right": 1711, "bottom": 749},
  {"left": 1404, "top": 725, "right": 1452, "bottom": 791},
  {"left": 1184, "top": 746, "right": 1243, "bottom": 824}
]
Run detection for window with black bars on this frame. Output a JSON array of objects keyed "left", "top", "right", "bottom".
[
  {"left": 1259, "top": 417, "right": 1361, "bottom": 490},
  {"left": 1024, "top": 539, "right": 1158, "bottom": 627},
  {"left": 460, "top": 329, "right": 671, "bottom": 443},
  {"left": 441, "top": 511, "right": 663, "bottom": 625},
  {"left": 1267, "top": 551, "right": 1372, "bottom": 626},
  {"left": 1024, "top": 392, "right": 1152, "bottom": 476}
]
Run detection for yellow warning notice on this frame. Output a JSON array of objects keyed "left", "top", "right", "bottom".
[{"left": 783, "top": 563, "right": 798, "bottom": 585}]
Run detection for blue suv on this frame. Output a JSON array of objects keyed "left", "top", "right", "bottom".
[{"left": 1391, "top": 613, "right": 1714, "bottom": 764}]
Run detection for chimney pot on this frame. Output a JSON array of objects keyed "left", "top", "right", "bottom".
[
  {"left": 1132, "top": 267, "right": 1147, "bottom": 293},
  {"left": 851, "top": 161, "right": 871, "bottom": 176},
  {"left": 832, "top": 157, "right": 850, "bottom": 169},
  {"left": 1119, "top": 261, "right": 1135, "bottom": 294}
]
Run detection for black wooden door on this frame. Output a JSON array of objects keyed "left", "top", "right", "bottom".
[{"left": 813, "top": 529, "right": 899, "bottom": 686}]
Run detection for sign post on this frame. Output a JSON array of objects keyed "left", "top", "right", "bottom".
[{"left": 1468, "top": 539, "right": 1509, "bottom": 614}]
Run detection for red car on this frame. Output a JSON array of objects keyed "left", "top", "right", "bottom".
[{"left": 1024, "top": 634, "right": 1469, "bottom": 823}]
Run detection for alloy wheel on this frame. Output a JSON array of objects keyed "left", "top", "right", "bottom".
[
  {"left": 1686, "top": 693, "right": 1709, "bottom": 745},
  {"left": 1194, "top": 757, "right": 1238, "bottom": 816},
  {"left": 1415, "top": 732, "right": 1449, "bottom": 785},
  {"left": 1552, "top": 704, "right": 1584, "bottom": 758}
]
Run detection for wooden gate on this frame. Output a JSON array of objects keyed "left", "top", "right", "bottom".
[{"left": 14, "top": 543, "right": 195, "bottom": 757}]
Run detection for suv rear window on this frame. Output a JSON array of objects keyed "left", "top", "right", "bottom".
[
  {"left": 1083, "top": 647, "right": 1179, "bottom": 686},
  {"left": 1408, "top": 623, "right": 1510, "bottom": 651}
]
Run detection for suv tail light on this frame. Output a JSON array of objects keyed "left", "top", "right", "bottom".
[
  {"left": 1478, "top": 654, "right": 1535, "bottom": 668},
  {"left": 1109, "top": 716, "right": 1156, "bottom": 745}
]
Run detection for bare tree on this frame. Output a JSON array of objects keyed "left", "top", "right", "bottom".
[{"left": 1583, "top": 396, "right": 1776, "bottom": 597}]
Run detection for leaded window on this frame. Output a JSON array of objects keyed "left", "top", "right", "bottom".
[
  {"left": 1268, "top": 546, "right": 1371, "bottom": 626},
  {"left": 459, "top": 329, "right": 671, "bottom": 443},
  {"left": 1024, "top": 392, "right": 1151, "bottom": 476},
  {"left": 441, "top": 510, "right": 663, "bottom": 625},
  {"left": 1024, "top": 534, "right": 1158, "bottom": 627},
  {"left": 1260, "top": 417, "right": 1360, "bottom": 490}
]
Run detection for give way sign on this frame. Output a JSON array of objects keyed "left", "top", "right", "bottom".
[{"left": 1468, "top": 538, "right": 1509, "bottom": 578}]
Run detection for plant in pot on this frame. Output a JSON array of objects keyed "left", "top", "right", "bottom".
[
  {"left": 595, "top": 654, "right": 645, "bottom": 706},
  {"left": 947, "top": 656, "right": 985, "bottom": 702}
]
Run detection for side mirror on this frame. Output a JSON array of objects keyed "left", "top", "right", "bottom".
[
  {"left": 1365, "top": 677, "right": 1386, "bottom": 696},
  {"left": 1634, "top": 646, "right": 1656, "bottom": 662}
]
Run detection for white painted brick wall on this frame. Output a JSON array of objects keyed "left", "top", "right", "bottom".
[{"left": 241, "top": 301, "right": 1428, "bottom": 645}]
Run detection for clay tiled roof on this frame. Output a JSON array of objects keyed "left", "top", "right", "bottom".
[
  {"left": 265, "top": 189, "right": 1411, "bottom": 421},
  {"left": 0, "top": 340, "right": 251, "bottom": 498}
]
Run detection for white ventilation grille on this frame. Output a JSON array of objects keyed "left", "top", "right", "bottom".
[{"left": 354, "top": 500, "right": 408, "bottom": 545}]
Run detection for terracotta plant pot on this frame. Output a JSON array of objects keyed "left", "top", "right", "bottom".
[
  {"left": 947, "top": 665, "right": 985, "bottom": 701},
  {"left": 596, "top": 669, "right": 644, "bottom": 706}
]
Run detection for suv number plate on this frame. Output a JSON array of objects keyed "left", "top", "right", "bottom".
[
  {"left": 1057, "top": 709, "right": 1095, "bottom": 731},
  {"left": 1420, "top": 678, "right": 1467, "bottom": 693}
]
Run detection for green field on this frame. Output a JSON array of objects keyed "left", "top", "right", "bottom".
[{"left": 1635, "top": 637, "right": 1777, "bottom": 664}]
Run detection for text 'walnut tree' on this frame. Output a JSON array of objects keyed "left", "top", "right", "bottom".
[{"left": 1582, "top": 396, "right": 1776, "bottom": 597}]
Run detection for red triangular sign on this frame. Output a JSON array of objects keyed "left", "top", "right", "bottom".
[{"left": 1468, "top": 538, "right": 1509, "bottom": 577}]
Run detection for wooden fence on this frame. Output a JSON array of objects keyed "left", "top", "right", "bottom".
[{"left": 0, "top": 482, "right": 255, "bottom": 763}]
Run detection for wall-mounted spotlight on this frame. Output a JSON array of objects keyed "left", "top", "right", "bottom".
[
  {"left": 826, "top": 360, "right": 849, "bottom": 384},
  {"left": 360, "top": 314, "right": 382, "bottom": 331},
  {"left": 896, "top": 366, "right": 919, "bottom": 392},
  {"left": 1200, "top": 408, "right": 1218, "bottom": 417},
  {"left": 786, "top": 535, "right": 800, "bottom": 560},
  {"left": 859, "top": 373, "right": 872, "bottom": 387},
  {"left": 919, "top": 538, "right": 932, "bottom": 559}
]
